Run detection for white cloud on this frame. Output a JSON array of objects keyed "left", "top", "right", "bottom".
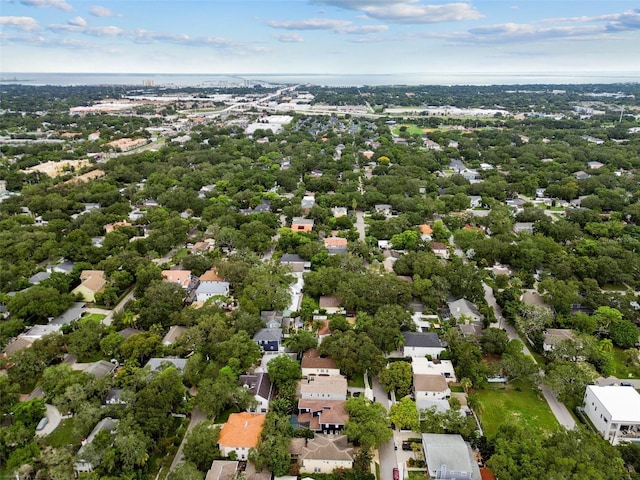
[
  {"left": 0, "top": 16, "right": 39, "bottom": 31},
  {"left": 273, "top": 32, "right": 304, "bottom": 43},
  {"left": 315, "top": 0, "right": 483, "bottom": 24},
  {"left": 20, "top": 0, "right": 72, "bottom": 11},
  {"left": 68, "top": 16, "right": 86, "bottom": 27},
  {"left": 89, "top": 5, "right": 119, "bottom": 17},
  {"left": 267, "top": 17, "right": 388, "bottom": 34}
]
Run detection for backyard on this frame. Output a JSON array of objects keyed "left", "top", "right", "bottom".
[{"left": 473, "top": 380, "right": 558, "bottom": 438}]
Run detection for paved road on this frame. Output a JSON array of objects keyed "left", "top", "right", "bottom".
[
  {"left": 596, "top": 377, "right": 640, "bottom": 388},
  {"left": 355, "top": 210, "right": 366, "bottom": 242},
  {"left": 371, "top": 376, "right": 398, "bottom": 480},
  {"left": 482, "top": 282, "right": 576, "bottom": 429},
  {"left": 168, "top": 407, "right": 208, "bottom": 472},
  {"left": 102, "top": 289, "right": 135, "bottom": 326},
  {"left": 36, "top": 404, "right": 62, "bottom": 437}
]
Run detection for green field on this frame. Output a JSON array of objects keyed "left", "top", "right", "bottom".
[
  {"left": 81, "top": 313, "right": 106, "bottom": 322},
  {"left": 392, "top": 124, "right": 427, "bottom": 136},
  {"left": 348, "top": 372, "right": 365, "bottom": 388},
  {"left": 473, "top": 380, "right": 558, "bottom": 438},
  {"left": 610, "top": 348, "right": 640, "bottom": 379}
]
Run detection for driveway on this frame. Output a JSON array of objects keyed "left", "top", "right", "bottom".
[
  {"left": 482, "top": 282, "right": 575, "bottom": 429},
  {"left": 102, "top": 289, "right": 135, "bottom": 326},
  {"left": 168, "top": 407, "right": 208, "bottom": 472},
  {"left": 35, "top": 404, "right": 62, "bottom": 437}
]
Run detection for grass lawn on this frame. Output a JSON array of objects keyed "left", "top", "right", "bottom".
[
  {"left": 392, "top": 124, "right": 427, "bottom": 136},
  {"left": 348, "top": 372, "right": 365, "bottom": 388},
  {"left": 215, "top": 405, "right": 241, "bottom": 423},
  {"left": 408, "top": 471, "right": 428, "bottom": 480},
  {"left": 173, "top": 248, "right": 189, "bottom": 261},
  {"left": 44, "top": 417, "right": 83, "bottom": 448},
  {"left": 81, "top": 313, "right": 106, "bottom": 322},
  {"left": 474, "top": 380, "right": 558, "bottom": 438},
  {"left": 611, "top": 348, "right": 640, "bottom": 379}
]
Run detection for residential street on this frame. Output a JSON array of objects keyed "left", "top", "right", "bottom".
[
  {"left": 372, "top": 376, "right": 397, "bottom": 480},
  {"left": 482, "top": 282, "right": 576, "bottom": 429},
  {"left": 355, "top": 210, "right": 366, "bottom": 242}
]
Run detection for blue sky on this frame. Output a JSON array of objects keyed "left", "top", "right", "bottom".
[{"left": 1, "top": 0, "right": 639, "bottom": 74}]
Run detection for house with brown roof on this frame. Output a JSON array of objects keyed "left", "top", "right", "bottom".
[
  {"left": 104, "top": 221, "right": 132, "bottom": 234},
  {"left": 218, "top": 412, "right": 266, "bottom": 460},
  {"left": 324, "top": 236, "right": 348, "bottom": 255},
  {"left": 205, "top": 461, "right": 239, "bottom": 480},
  {"left": 291, "top": 217, "right": 314, "bottom": 232},
  {"left": 298, "top": 434, "right": 354, "bottom": 474},
  {"left": 318, "top": 295, "right": 344, "bottom": 315},
  {"left": 72, "top": 270, "right": 107, "bottom": 302},
  {"left": 301, "top": 348, "right": 340, "bottom": 377},
  {"left": 414, "top": 373, "right": 451, "bottom": 412},
  {"left": 430, "top": 242, "right": 449, "bottom": 259},
  {"left": 298, "top": 400, "right": 348, "bottom": 433}
]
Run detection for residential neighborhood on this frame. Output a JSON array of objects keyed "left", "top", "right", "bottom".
[{"left": 0, "top": 80, "right": 639, "bottom": 480}]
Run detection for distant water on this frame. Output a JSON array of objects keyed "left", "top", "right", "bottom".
[{"left": 1, "top": 71, "right": 639, "bottom": 87}]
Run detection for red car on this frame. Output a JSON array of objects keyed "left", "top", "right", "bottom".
[{"left": 393, "top": 468, "right": 399, "bottom": 480}]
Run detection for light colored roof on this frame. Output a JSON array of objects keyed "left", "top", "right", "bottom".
[
  {"left": 301, "top": 434, "right": 353, "bottom": 461},
  {"left": 586, "top": 386, "right": 640, "bottom": 422},
  {"left": 413, "top": 374, "right": 449, "bottom": 392},
  {"left": 2, "top": 337, "right": 34, "bottom": 356},
  {"left": 448, "top": 299, "right": 483, "bottom": 321},
  {"left": 162, "top": 270, "right": 191, "bottom": 286},
  {"left": 77, "top": 270, "right": 107, "bottom": 293},
  {"left": 253, "top": 328, "right": 283, "bottom": 342},
  {"left": 218, "top": 412, "right": 266, "bottom": 448},
  {"left": 206, "top": 461, "right": 239, "bottom": 480},
  {"left": 292, "top": 217, "right": 315, "bottom": 226},
  {"left": 430, "top": 241, "right": 448, "bottom": 250},
  {"left": 162, "top": 326, "right": 188, "bottom": 345},
  {"left": 422, "top": 434, "right": 480, "bottom": 479},
  {"left": 543, "top": 329, "right": 576, "bottom": 346},
  {"left": 196, "top": 281, "right": 230, "bottom": 295},
  {"left": 145, "top": 357, "right": 187, "bottom": 372},
  {"left": 298, "top": 376, "right": 348, "bottom": 396},
  {"left": 412, "top": 358, "right": 456, "bottom": 379},
  {"left": 83, "top": 360, "right": 116, "bottom": 379},
  {"left": 301, "top": 348, "right": 337, "bottom": 370}
]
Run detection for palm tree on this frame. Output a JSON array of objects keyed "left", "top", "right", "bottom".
[
  {"left": 598, "top": 338, "right": 614, "bottom": 353},
  {"left": 460, "top": 377, "right": 472, "bottom": 393}
]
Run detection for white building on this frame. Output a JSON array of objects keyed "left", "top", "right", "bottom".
[
  {"left": 412, "top": 357, "right": 457, "bottom": 383},
  {"left": 298, "top": 375, "right": 347, "bottom": 401},
  {"left": 583, "top": 385, "right": 640, "bottom": 445}
]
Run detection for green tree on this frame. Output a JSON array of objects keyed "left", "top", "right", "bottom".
[
  {"left": 267, "top": 355, "right": 302, "bottom": 389},
  {"left": 344, "top": 397, "right": 392, "bottom": 449},
  {"left": 183, "top": 421, "right": 221, "bottom": 472},
  {"left": 378, "top": 361, "right": 413, "bottom": 398},
  {"left": 480, "top": 327, "right": 510, "bottom": 355},
  {"left": 544, "top": 360, "right": 598, "bottom": 407},
  {"left": 319, "top": 330, "right": 386, "bottom": 378},
  {"left": 168, "top": 462, "right": 205, "bottom": 480},
  {"left": 609, "top": 319, "right": 639, "bottom": 349},
  {"left": 136, "top": 281, "right": 185, "bottom": 329},
  {"left": 389, "top": 397, "right": 420, "bottom": 431},
  {"left": 283, "top": 330, "right": 318, "bottom": 355}
]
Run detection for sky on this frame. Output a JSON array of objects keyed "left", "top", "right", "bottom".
[{"left": 1, "top": 0, "right": 640, "bottom": 75}]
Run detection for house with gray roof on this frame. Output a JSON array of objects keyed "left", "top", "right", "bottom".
[
  {"left": 253, "top": 328, "right": 283, "bottom": 352},
  {"left": 239, "top": 372, "right": 273, "bottom": 413},
  {"left": 447, "top": 299, "right": 484, "bottom": 325},
  {"left": 29, "top": 271, "right": 51, "bottom": 285},
  {"left": 50, "top": 302, "right": 85, "bottom": 326},
  {"left": 402, "top": 332, "right": 445, "bottom": 358},
  {"left": 422, "top": 434, "right": 481, "bottom": 479},
  {"left": 145, "top": 357, "right": 187, "bottom": 373},
  {"left": 195, "top": 280, "right": 230, "bottom": 303},
  {"left": 75, "top": 417, "right": 119, "bottom": 473}
]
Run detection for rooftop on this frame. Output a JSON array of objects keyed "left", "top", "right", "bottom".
[
  {"left": 301, "top": 348, "right": 337, "bottom": 370},
  {"left": 586, "top": 386, "right": 640, "bottom": 422},
  {"left": 413, "top": 374, "right": 450, "bottom": 392},
  {"left": 402, "top": 331, "right": 442, "bottom": 348},
  {"left": 218, "top": 412, "right": 266, "bottom": 448},
  {"left": 422, "top": 433, "right": 480, "bottom": 479}
]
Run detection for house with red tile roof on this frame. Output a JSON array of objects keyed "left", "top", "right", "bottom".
[{"left": 218, "top": 412, "right": 266, "bottom": 460}]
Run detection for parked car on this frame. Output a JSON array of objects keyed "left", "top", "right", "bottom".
[
  {"left": 393, "top": 468, "right": 399, "bottom": 480},
  {"left": 402, "top": 441, "right": 412, "bottom": 451}
]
